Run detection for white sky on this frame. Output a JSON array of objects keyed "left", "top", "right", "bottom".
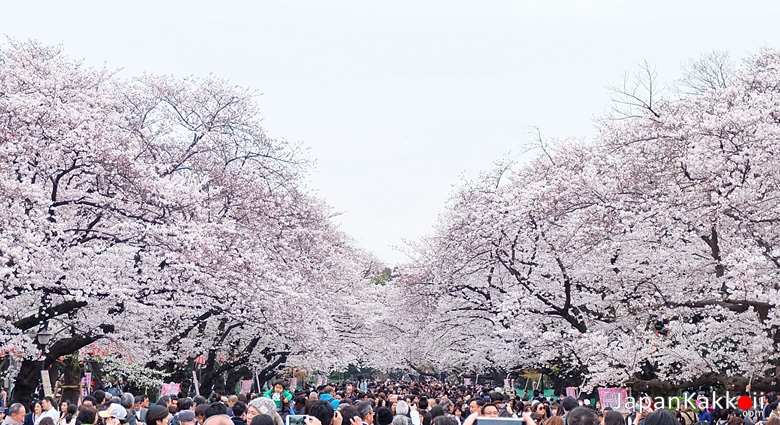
[{"left": 3, "top": 1, "right": 779, "bottom": 266}]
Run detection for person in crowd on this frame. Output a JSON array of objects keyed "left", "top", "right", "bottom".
[
  {"left": 337, "top": 405, "right": 360, "bottom": 424},
  {"left": 431, "top": 418, "right": 455, "bottom": 425},
  {"left": 698, "top": 408, "right": 713, "bottom": 425},
  {"left": 428, "top": 407, "right": 444, "bottom": 422},
  {"left": 230, "top": 402, "right": 246, "bottom": 425},
  {"left": 77, "top": 405, "right": 97, "bottom": 425},
  {"left": 58, "top": 403, "right": 69, "bottom": 424},
  {"left": 98, "top": 405, "right": 127, "bottom": 425},
  {"left": 3, "top": 404, "right": 26, "bottom": 425},
  {"left": 249, "top": 417, "right": 274, "bottom": 425},
  {"left": 481, "top": 405, "right": 499, "bottom": 418},
  {"left": 561, "top": 398, "right": 579, "bottom": 422},
  {"left": 133, "top": 397, "right": 147, "bottom": 425},
  {"left": 91, "top": 393, "right": 106, "bottom": 413},
  {"left": 567, "top": 407, "right": 599, "bottom": 425},
  {"left": 203, "top": 416, "right": 232, "bottom": 425},
  {"left": 263, "top": 382, "right": 292, "bottom": 418},
  {"left": 770, "top": 404, "right": 780, "bottom": 422},
  {"left": 319, "top": 389, "right": 340, "bottom": 411},
  {"left": 677, "top": 404, "right": 696, "bottom": 425},
  {"left": 392, "top": 401, "right": 410, "bottom": 425},
  {"left": 344, "top": 387, "right": 357, "bottom": 405},
  {"left": 194, "top": 405, "right": 209, "bottom": 425},
  {"left": 451, "top": 408, "right": 462, "bottom": 425},
  {"left": 603, "top": 410, "right": 623, "bottom": 425},
  {"left": 60, "top": 405, "right": 77, "bottom": 425},
  {"left": 466, "top": 399, "right": 482, "bottom": 419},
  {"left": 765, "top": 395, "right": 778, "bottom": 420},
  {"left": 146, "top": 406, "right": 172, "bottom": 425},
  {"left": 534, "top": 401, "right": 548, "bottom": 424},
  {"left": 24, "top": 400, "right": 43, "bottom": 425},
  {"left": 547, "top": 418, "right": 563, "bottom": 425},
  {"left": 307, "top": 401, "right": 343, "bottom": 425},
  {"left": 375, "top": 408, "right": 393, "bottom": 425},
  {"left": 178, "top": 411, "right": 196, "bottom": 425},
  {"left": 355, "top": 402, "right": 374, "bottom": 425},
  {"left": 40, "top": 398, "right": 59, "bottom": 424}
]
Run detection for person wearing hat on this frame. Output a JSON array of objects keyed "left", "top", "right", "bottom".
[
  {"left": 177, "top": 411, "right": 196, "bottom": 425},
  {"left": 99, "top": 404, "right": 127, "bottom": 425}
]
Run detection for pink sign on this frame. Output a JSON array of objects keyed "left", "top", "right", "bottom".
[
  {"left": 566, "top": 387, "right": 577, "bottom": 398},
  {"left": 597, "top": 388, "right": 629, "bottom": 413},
  {"left": 464, "top": 378, "right": 472, "bottom": 385},
  {"left": 161, "top": 383, "right": 181, "bottom": 396},
  {"left": 241, "top": 380, "right": 253, "bottom": 394},
  {"left": 290, "top": 378, "right": 298, "bottom": 390},
  {"left": 316, "top": 376, "right": 324, "bottom": 386}
]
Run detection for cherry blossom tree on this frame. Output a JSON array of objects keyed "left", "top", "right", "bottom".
[
  {"left": 397, "top": 49, "right": 780, "bottom": 391},
  {"left": 0, "top": 40, "right": 374, "bottom": 402}
]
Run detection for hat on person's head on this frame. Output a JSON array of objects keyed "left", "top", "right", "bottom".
[
  {"left": 99, "top": 404, "right": 127, "bottom": 421},
  {"left": 178, "top": 411, "right": 196, "bottom": 423},
  {"left": 248, "top": 397, "right": 277, "bottom": 416},
  {"left": 375, "top": 407, "right": 393, "bottom": 425}
]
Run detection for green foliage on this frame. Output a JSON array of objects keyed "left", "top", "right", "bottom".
[{"left": 372, "top": 267, "right": 394, "bottom": 285}]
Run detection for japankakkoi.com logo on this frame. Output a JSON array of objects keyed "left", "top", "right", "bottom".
[{"left": 622, "top": 391, "right": 765, "bottom": 411}]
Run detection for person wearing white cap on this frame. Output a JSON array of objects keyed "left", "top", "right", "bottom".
[{"left": 99, "top": 404, "right": 128, "bottom": 425}]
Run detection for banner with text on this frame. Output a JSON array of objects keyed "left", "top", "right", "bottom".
[{"left": 598, "top": 388, "right": 629, "bottom": 413}]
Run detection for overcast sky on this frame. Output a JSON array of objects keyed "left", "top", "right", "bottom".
[{"left": 3, "top": 1, "right": 779, "bottom": 265}]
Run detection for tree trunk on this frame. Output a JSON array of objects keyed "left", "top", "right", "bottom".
[
  {"left": 11, "top": 359, "right": 42, "bottom": 407},
  {"left": 60, "top": 356, "right": 84, "bottom": 405}
]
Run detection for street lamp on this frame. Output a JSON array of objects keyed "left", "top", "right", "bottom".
[
  {"left": 36, "top": 329, "right": 54, "bottom": 347},
  {"left": 35, "top": 327, "right": 54, "bottom": 400}
]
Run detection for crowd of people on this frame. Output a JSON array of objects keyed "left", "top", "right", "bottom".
[{"left": 1, "top": 379, "right": 780, "bottom": 425}]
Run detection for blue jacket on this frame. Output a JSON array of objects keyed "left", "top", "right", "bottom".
[{"left": 319, "top": 393, "right": 340, "bottom": 410}]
